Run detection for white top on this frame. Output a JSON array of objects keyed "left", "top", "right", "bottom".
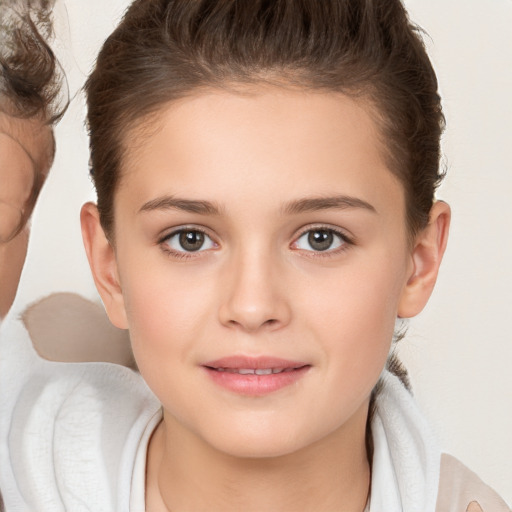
[
  {"left": 0, "top": 310, "right": 443, "bottom": 512},
  {"left": 0, "top": 312, "right": 161, "bottom": 512}
]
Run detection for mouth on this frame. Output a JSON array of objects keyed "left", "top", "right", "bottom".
[
  {"left": 202, "top": 356, "right": 311, "bottom": 396},
  {"left": 210, "top": 367, "right": 301, "bottom": 375}
]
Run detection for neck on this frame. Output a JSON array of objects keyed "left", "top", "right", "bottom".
[{"left": 146, "top": 403, "right": 371, "bottom": 512}]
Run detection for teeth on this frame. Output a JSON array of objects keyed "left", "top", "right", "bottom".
[
  {"left": 255, "top": 369, "right": 272, "bottom": 375},
  {"left": 238, "top": 368, "right": 255, "bottom": 375},
  {"left": 214, "top": 367, "right": 291, "bottom": 375}
]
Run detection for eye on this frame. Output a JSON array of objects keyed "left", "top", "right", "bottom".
[
  {"left": 163, "top": 229, "right": 216, "bottom": 253},
  {"left": 293, "top": 228, "right": 347, "bottom": 252}
]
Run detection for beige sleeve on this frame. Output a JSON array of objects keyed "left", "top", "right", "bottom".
[
  {"left": 22, "top": 292, "right": 136, "bottom": 368},
  {"left": 435, "top": 453, "right": 510, "bottom": 512}
]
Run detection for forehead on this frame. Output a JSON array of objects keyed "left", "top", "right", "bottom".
[
  {"left": 0, "top": 112, "right": 54, "bottom": 175},
  {"left": 114, "top": 87, "right": 408, "bottom": 250},
  {"left": 120, "top": 88, "right": 401, "bottom": 200}
]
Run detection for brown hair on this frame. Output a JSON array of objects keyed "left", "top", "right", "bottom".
[
  {"left": 85, "top": 0, "right": 445, "bottom": 240},
  {"left": 0, "top": 0, "right": 66, "bottom": 123}
]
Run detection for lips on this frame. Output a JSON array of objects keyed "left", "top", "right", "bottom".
[{"left": 202, "top": 356, "right": 311, "bottom": 396}]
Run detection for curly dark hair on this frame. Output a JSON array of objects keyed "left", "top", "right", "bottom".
[{"left": 0, "top": 0, "right": 66, "bottom": 123}]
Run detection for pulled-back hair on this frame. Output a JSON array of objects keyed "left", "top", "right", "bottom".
[
  {"left": 86, "top": 0, "right": 444, "bottom": 239},
  {"left": 0, "top": 0, "right": 66, "bottom": 123}
]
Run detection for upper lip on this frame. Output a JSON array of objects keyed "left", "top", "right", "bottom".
[{"left": 203, "top": 356, "right": 309, "bottom": 370}]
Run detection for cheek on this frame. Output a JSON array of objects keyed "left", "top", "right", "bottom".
[
  {"left": 305, "top": 252, "right": 408, "bottom": 382},
  {"left": 119, "top": 265, "right": 229, "bottom": 432},
  {"left": 118, "top": 258, "right": 217, "bottom": 374}
]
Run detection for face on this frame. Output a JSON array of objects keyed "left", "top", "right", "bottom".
[
  {"left": 0, "top": 112, "right": 54, "bottom": 317},
  {"left": 87, "top": 88, "right": 434, "bottom": 458}
]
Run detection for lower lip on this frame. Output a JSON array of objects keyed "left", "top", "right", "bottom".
[{"left": 203, "top": 366, "right": 310, "bottom": 396}]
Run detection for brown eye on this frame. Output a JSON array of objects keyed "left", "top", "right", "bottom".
[
  {"left": 163, "top": 229, "right": 215, "bottom": 254},
  {"left": 179, "top": 230, "right": 205, "bottom": 251},
  {"left": 308, "top": 230, "right": 334, "bottom": 251},
  {"left": 293, "top": 228, "right": 346, "bottom": 253}
]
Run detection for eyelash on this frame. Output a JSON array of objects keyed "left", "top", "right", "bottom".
[
  {"left": 157, "top": 225, "right": 354, "bottom": 261},
  {"left": 291, "top": 225, "right": 354, "bottom": 258}
]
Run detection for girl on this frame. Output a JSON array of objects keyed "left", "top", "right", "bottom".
[{"left": 0, "top": 0, "right": 509, "bottom": 511}]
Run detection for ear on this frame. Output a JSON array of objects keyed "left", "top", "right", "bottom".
[
  {"left": 398, "top": 201, "right": 451, "bottom": 318},
  {"left": 80, "top": 202, "right": 128, "bottom": 329}
]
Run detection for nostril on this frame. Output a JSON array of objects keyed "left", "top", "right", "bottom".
[
  {"left": 226, "top": 317, "right": 279, "bottom": 331},
  {"left": 218, "top": 289, "right": 292, "bottom": 331}
]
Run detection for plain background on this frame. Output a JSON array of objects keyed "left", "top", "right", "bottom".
[{"left": 11, "top": 0, "right": 512, "bottom": 502}]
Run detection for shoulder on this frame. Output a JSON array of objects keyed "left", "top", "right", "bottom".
[
  {"left": 0, "top": 299, "right": 160, "bottom": 511},
  {"left": 435, "top": 453, "right": 510, "bottom": 512}
]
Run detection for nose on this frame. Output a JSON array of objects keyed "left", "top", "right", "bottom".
[{"left": 218, "top": 247, "right": 291, "bottom": 333}]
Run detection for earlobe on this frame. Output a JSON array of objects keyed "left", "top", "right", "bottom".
[
  {"left": 80, "top": 202, "right": 129, "bottom": 329},
  {"left": 397, "top": 201, "right": 451, "bottom": 319}
]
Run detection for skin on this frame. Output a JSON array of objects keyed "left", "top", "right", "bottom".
[
  {"left": 0, "top": 113, "right": 54, "bottom": 318},
  {"left": 82, "top": 88, "right": 450, "bottom": 512}
]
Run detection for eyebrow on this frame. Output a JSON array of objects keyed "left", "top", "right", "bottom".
[
  {"left": 139, "top": 194, "right": 377, "bottom": 216},
  {"left": 283, "top": 195, "right": 377, "bottom": 215},
  {"left": 139, "top": 196, "right": 222, "bottom": 215}
]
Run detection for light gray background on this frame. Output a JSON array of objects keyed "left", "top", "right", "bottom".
[{"left": 11, "top": 0, "right": 512, "bottom": 502}]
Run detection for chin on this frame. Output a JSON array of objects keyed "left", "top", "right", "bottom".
[
  {"left": 214, "top": 436, "right": 303, "bottom": 460},
  {"left": 198, "top": 419, "right": 319, "bottom": 460}
]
